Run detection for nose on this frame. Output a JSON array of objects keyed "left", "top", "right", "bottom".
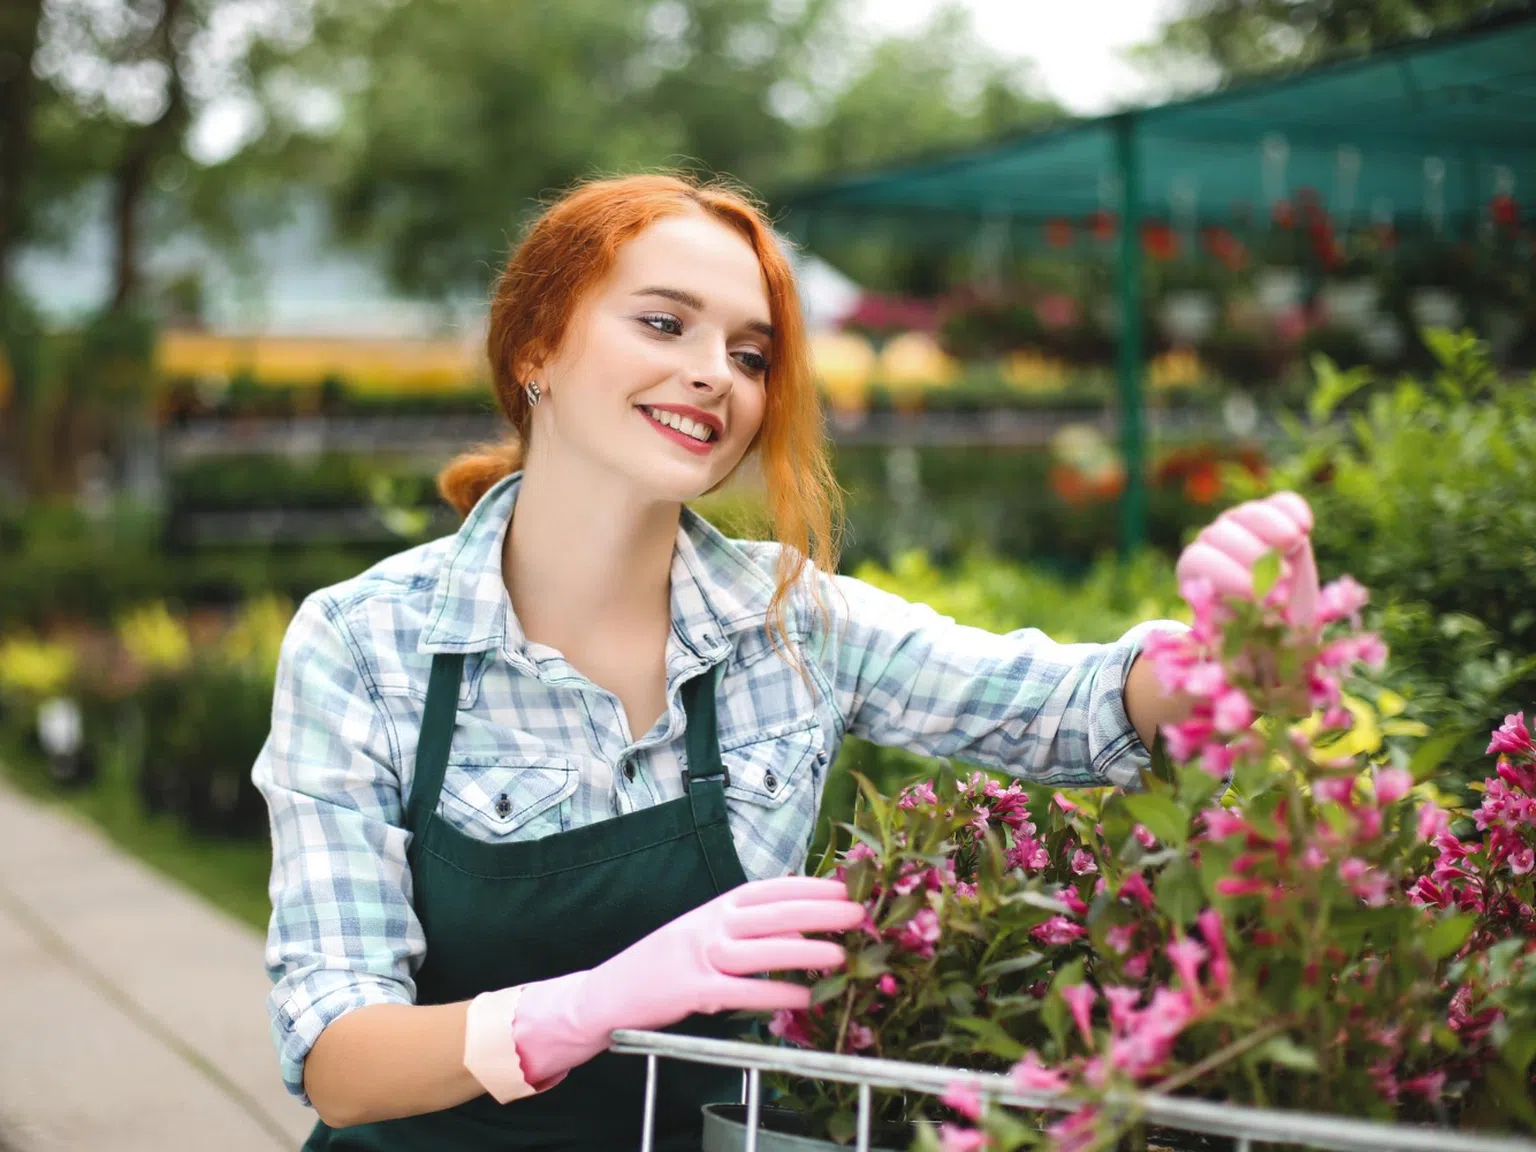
[{"left": 688, "top": 338, "right": 734, "bottom": 396}]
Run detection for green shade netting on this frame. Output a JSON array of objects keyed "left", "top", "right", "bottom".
[{"left": 778, "top": 6, "right": 1536, "bottom": 239}]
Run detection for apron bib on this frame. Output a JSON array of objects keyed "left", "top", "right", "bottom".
[{"left": 303, "top": 655, "right": 749, "bottom": 1151}]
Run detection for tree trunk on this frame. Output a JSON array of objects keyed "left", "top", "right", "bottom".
[
  {"left": 109, "top": 0, "right": 189, "bottom": 314},
  {"left": 0, "top": 0, "right": 45, "bottom": 291}
]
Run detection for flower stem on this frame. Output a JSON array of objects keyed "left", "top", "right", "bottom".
[{"left": 1149, "top": 1019, "right": 1287, "bottom": 1097}]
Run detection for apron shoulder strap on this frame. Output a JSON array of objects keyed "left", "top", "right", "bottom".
[
  {"left": 405, "top": 651, "right": 465, "bottom": 833},
  {"left": 678, "top": 660, "right": 746, "bottom": 894}
]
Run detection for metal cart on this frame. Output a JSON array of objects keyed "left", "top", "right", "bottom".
[{"left": 612, "top": 1030, "right": 1536, "bottom": 1152}]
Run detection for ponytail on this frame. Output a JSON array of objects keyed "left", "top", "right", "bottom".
[{"left": 436, "top": 439, "right": 526, "bottom": 518}]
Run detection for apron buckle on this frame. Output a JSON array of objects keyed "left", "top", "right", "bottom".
[{"left": 682, "top": 765, "right": 731, "bottom": 792}]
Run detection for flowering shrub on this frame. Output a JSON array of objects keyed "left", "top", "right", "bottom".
[{"left": 766, "top": 554, "right": 1536, "bottom": 1150}]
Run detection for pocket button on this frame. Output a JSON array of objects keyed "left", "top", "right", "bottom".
[
  {"left": 764, "top": 771, "right": 778, "bottom": 792},
  {"left": 494, "top": 792, "right": 512, "bottom": 818}
]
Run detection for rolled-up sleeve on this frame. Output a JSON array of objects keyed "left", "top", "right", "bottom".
[
  {"left": 812, "top": 572, "right": 1190, "bottom": 788},
  {"left": 252, "top": 594, "right": 420, "bottom": 1104}
]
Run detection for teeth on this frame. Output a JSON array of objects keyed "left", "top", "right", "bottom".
[{"left": 644, "top": 407, "right": 714, "bottom": 442}]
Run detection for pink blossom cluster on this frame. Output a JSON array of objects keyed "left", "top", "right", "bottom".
[
  {"left": 1408, "top": 712, "right": 1536, "bottom": 942},
  {"left": 1140, "top": 572, "right": 1384, "bottom": 773}
]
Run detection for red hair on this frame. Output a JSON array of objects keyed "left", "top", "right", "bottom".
[{"left": 438, "top": 172, "right": 843, "bottom": 649}]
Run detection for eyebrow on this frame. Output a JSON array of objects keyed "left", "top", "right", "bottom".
[{"left": 632, "top": 285, "right": 774, "bottom": 340}]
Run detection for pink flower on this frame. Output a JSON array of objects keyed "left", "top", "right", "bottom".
[
  {"left": 893, "top": 907, "right": 942, "bottom": 957},
  {"left": 954, "top": 880, "right": 978, "bottom": 900},
  {"left": 1105, "top": 923, "right": 1138, "bottom": 955},
  {"left": 1212, "top": 687, "right": 1254, "bottom": 734},
  {"left": 1196, "top": 908, "right": 1233, "bottom": 994},
  {"left": 1059, "top": 886, "right": 1089, "bottom": 917},
  {"left": 1123, "top": 950, "right": 1152, "bottom": 979},
  {"left": 1032, "top": 915, "right": 1087, "bottom": 946},
  {"left": 1133, "top": 824, "right": 1160, "bottom": 849},
  {"left": 941, "top": 1081, "right": 985, "bottom": 1121},
  {"left": 1215, "top": 877, "right": 1269, "bottom": 898},
  {"left": 1010, "top": 1051, "right": 1069, "bottom": 1094},
  {"left": 1316, "top": 575, "right": 1368, "bottom": 623},
  {"left": 1119, "top": 872, "right": 1155, "bottom": 908},
  {"left": 1488, "top": 712, "right": 1535, "bottom": 757},
  {"left": 768, "top": 1009, "right": 814, "bottom": 1047},
  {"left": 1046, "top": 1108, "right": 1101, "bottom": 1152},
  {"left": 1402, "top": 1070, "right": 1447, "bottom": 1102},
  {"left": 1165, "top": 719, "right": 1216, "bottom": 762},
  {"left": 938, "top": 1124, "right": 989, "bottom": 1152},
  {"left": 1202, "top": 808, "right": 1248, "bottom": 839},
  {"left": 1511, "top": 847, "right": 1535, "bottom": 875},
  {"left": 1200, "top": 742, "right": 1237, "bottom": 779},
  {"left": 1104, "top": 985, "right": 1143, "bottom": 1030},
  {"left": 845, "top": 1023, "right": 875, "bottom": 1052},
  {"left": 1373, "top": 767, "right": 1412, "bottom": 805},
  {"left": 877, "top": 974, "right": 898, "bottom": 997},
  {"left": 898, "top": 780, "right": 939, "bottom": 809},
  {"left": 1070, "top": 849, "right": 1098, "bottom": 875},
  {"left": 1061, "top": 983, "right": 1097, "bottom": 1044},
  {"left": 1166, "top": 936, "right": 1209, "bottom": 993},
  {"left": 1313, "top": 774, "right": 1356, "bottom": 805},
  {"left": 1417, "top": 802, "right": 1450, "bottom": 842},
  {"left": 1052, "top": 793, "right": 1079, "bottom": 813}
]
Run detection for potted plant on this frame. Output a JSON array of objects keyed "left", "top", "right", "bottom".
[{"left": 712, "top": 554, "right": 1536, "bottom": 1150}]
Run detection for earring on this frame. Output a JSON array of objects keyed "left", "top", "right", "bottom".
[{"left": 523, "top": 381, "right": 542, "bottom": 407}]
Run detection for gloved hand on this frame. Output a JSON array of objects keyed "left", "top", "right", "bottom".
[
  {"left": 1176, "top": 491, "right": 1318, "bottom": 629},
  {"left": 464, "top": 876, "right": 862, "bottom": 1101}
]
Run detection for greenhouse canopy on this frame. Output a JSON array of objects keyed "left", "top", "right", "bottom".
[{"left": 776, "top": 4, "right": 1536, "bottom": 554}]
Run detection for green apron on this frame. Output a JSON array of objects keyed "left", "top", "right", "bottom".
[{"left": 303, "top": 653, "right": 749, "bottom": 1151}]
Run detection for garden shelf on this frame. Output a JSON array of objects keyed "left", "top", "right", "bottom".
[{"left": 611, "top": 1029, "right": 1536, "bottom": 1152}]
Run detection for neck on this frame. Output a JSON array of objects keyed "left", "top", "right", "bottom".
[{"left": 503, "top": 456, "right": 680, "bottom": 646}]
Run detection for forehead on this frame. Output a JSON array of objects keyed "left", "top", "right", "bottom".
[{"left": 605, "top": 212, "right": 770, "bottom": 315}]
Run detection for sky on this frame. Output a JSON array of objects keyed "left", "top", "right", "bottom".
[{"left": 855, "top": 0, "right": 1188, "bottom": 114}]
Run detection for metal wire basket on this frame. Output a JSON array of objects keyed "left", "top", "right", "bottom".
[{"left": 611, "top": 1029, "right": 1536, "bottom": 1152}]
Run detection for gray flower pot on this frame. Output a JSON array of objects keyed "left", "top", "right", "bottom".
[{"left": 700, "top": 1103, "right": 930, "bottom": 1152}]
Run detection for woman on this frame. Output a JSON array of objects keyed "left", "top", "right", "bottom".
[{"left": 254, "top": 172, "right": 1317, "bottom": 1151}]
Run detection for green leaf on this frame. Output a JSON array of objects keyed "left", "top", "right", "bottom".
[
  {"left": 1256, "top": 1034, "right": 1319, "bottom": 1071},
  {"left": 1503, "top": 1026, "right": 1536, "bottom": 1078},
  {"left": 1154, "top": 857, "right": 1204, "bottom": 927},
  {"left": 980, "top": 952, "right": 1046, "bottom": 981},
  {"left": 1407, "top": 728, "right": 1469, "bottom": 783},
  {"left": 1423, "top": 913, "right": 1476, "bottom": 961},
  {"left": 1251, "top": 549, "right": 1282, "bottom": 600},
  {"left": 950, "top": 1016, "right": 1027, "bottom": 1061},
  {"left": 1307, "top": 355, "right": 1372, "bottom": 425},
  {"left": 1120, "top": 792, "right": 1188, "bottom": 848},
  {"left": 810, "top": 972, "right": 848, "bottom": 1005},
  {"left": 827, "top": 1109, "right": 857, "bottom": 1146}
]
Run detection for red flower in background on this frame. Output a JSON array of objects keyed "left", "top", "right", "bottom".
[
  {"left": 1088, "top": 210, "right": 1117, "bottom": 242},
  {"left": 1141, "top": 221, "right": 1179, "bottom": 261},
  {"left": 1271, "top": 200, "right": 1296, "bottom": 229},
  {"left": 1045, "top": 217, "right": 1075, "bottom": 248},
  {"left": 1490, "top": 194, "right": 1520, "bottom": 230}
]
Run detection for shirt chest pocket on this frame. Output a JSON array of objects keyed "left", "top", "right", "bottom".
[
  {"left": 720, "top": 719, "right": 824, "bottom": 810},
  {"left": 439, "top": 754, "right": 578, "bottom": 841}
]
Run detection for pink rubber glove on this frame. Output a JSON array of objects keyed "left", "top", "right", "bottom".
[
  {"left": 1176, "top": 491, "right": 1318, "bottom": 630},
  {"left": 463, "top": 876, "right": 862, "bottom": 1101}
]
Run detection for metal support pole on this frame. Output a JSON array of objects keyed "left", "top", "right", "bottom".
[{"left": 1112, "top": 112, "right": 1148, "bottom": 559}]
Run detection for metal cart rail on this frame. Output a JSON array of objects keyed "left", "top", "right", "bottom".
[{"left": 611, "top": 1030, "right": 1536, "bottom": 1152}]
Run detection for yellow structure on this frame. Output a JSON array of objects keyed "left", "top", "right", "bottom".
[{"left": 156, "top": 330, "right": 487, "bottom": 394}]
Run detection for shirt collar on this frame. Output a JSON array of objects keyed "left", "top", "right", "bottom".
[{"left": 420, "top": 472, "right": 778, "bottom": 664}]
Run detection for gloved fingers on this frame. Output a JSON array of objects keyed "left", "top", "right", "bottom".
[
  {"left": 1197, "top": 518, "right": 1269, "bottom": 568},
  {"left": 1283, "top": 537, "right": 1320, "bottom": 626},
  {"left": 724, "top": 898, "right": 865, "bottom": 940},
  {"left": 1175, "top": 541, "right": 1253, "bottom": 600},
  {"left": 1222, "top": 500, "right": 1306, "bottom": 553},
  {"left": 704, "top": 975, "right": 816, "bottom": 1014},
  {"left": 709, "top": 936, "right": 847, "bottom": 975},
  {"left": 727, "top": 876, "right": 852, "bottom": 907},
  {"left": 1266, "top": 490, "right": 1313, "bottom": 535}
]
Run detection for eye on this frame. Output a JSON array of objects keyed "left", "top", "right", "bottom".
[
  {"left": 638, "top": 313, "right": 682, "bottom": 336},
  {"left": 733, "top": 349, "right": 770, "bottom": 377}
]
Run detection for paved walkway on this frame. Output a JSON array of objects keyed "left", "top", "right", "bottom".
[{"left": 0, "top": 780, "right": 314, "bottom": 1151}]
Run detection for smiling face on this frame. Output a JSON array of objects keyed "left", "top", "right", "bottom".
[{"left": 522, "top": 210, "right": 774, "bottom": 506}]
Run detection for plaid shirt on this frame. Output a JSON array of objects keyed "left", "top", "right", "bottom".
[{"left": 254, "top": 472, "right": 1186, "bottom": 1101}]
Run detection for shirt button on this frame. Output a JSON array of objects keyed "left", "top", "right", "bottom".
[
  {"left": 764, "top": 771, "right": 778, "bottom": 792},
  {"left": 494, "top": 793, "right": 512, "bottom": 818},
  {"left": 623, "top": 761, "right": 636, "bottom": 782}
]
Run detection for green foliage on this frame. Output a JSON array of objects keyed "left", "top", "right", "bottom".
[{"left": 1223, "top": 331, "right": 1536, "bottom": 789}]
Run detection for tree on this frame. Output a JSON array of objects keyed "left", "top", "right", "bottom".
[
  {"left": 0, "top": 0, "right": 46, "bottom": 291},
  {"left": 1135, "top": 0, "right": 1508, "bottom": 87}
]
